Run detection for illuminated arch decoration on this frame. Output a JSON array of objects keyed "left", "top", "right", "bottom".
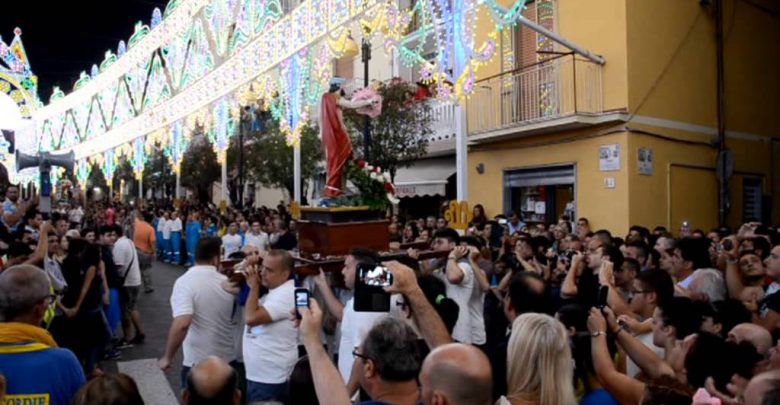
[
  {"left": 0, "top": 28, "right": 39, "bottom": 119},
  {"left": 32, "top": 0, "right": 529, "bottom": 179}
]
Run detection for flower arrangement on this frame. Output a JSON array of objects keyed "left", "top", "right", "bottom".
[{"left": 346, "top": 159, "right": 400, "bottom": 210}]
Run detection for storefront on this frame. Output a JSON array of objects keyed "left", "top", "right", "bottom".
[
  {"left": 394, "top": 156, "right": 456, "bottom": 220},
  {"left": 504, "top": 164, "right": 576, "bottom": 225}
]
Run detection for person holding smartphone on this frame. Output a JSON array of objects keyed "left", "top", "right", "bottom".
[{"left": 243, "top": 249, "right": 297, "bottom": 404}]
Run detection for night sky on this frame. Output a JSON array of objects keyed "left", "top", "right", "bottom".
[{"left": 0, "top": 0, "right": 169, "bottom": 101}]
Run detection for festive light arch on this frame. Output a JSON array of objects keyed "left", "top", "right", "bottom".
[{"left": 30, "top": 0, "right": 530, "bottom": 184}]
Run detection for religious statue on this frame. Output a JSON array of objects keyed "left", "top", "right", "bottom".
[{"left": 319, "top": 78, "right": 380, "bottom": 199}]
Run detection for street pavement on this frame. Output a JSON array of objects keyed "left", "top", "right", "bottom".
[{"left": 102, "top": 260, "right": 187, "bottom": 404}]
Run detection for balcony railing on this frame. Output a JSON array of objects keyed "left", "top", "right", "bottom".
[
  {"left": 467, "top": 54, "right": 603, "bottom": 137},
  {"left": 425, "top": 101, "right": 456, "bottom": 143}
]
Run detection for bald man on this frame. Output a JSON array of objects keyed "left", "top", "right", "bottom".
[
  {"left": 744, "top": 369, "right": 780, "bottom": 405},
  {"left": 183, "top": 356, "right": 241, "bottom": 405},
  {"left": 420, "top": 343, "right": 493, "bottom": 405},
  {"left": 728, "top": 323, "right": 773, "bottom": 357}
]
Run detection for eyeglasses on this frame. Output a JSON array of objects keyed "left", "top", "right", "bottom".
[
  {"left": 630, "top": 290, "right": 651, "bottom": 295},
  {"left": 352, "top": 349, "right": 372, "bottom": 362}
]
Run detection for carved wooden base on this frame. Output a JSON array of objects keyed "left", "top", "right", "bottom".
[{"left": 298, "top": 207, "right": 389, "bottom": 258}]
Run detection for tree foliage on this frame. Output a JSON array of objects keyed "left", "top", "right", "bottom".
[
  {"left": 344, "top": 79, "right": 432, "bottom": 182},
  {"left": 180, "top": 136, "right": 221, "bottom": 202},
  {"left": 243, "top": 118, "right": 323, "bottom": 201},
  {"left": 142, "top": 145, "right": 176, "bottom": 198}
]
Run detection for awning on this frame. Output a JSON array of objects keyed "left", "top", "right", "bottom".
[{"left": 393, "top": 157, "right": 455, "bottom": 198}]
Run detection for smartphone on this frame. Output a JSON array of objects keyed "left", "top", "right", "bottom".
[
  {"left": 294, "top": 288, "right": 310, "bottom": 319},
  {"left": 359, "top": 264, "right": 394, "bottom": 287},
  {"left": 597, "top": 285, "right": 609, "bottom": 309},
  {"left": 354, "top": 264, "right": 394, "bottom": 312}
]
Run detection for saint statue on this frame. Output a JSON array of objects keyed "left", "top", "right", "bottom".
[{"left": 319, "top": 78, "right": 378, "bottom": 198}]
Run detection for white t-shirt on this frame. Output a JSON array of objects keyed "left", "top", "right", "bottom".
[
  {"left": 156, "top": 218, "right": 166, "bottom": 233},
  {"left": 243, "top": 280, "right": 298, "bottom": 384},
  {"left": 170, "top": 218, "right": 183, "bottom": 233},
  {"left": 435, "top": 260, "right": 475, "bottom": 344},
  {"left": 626, "top": 331, "right": 666, "bottom": 377},
  {"left": 171, "top": 265, "right": 237, "bottom": 367},
  {"left": 244, "top": 232, "right": 269, "bottom": 251},
  {"left": 222, "top": 234, "right": 243, "bottom": 259},
  {"left": 68, "top": 207, "right": 84, "bottom": 224},
  {"left": 337, "top": 295, "right": 402, "bottom": 382},
  {"left": 163, "top": 220, "right": 173, "bottom": 240},
  {"left": 113, "top": 237, "right": 141, "bottom": 287},
  {"left": 468, "top": 273, "right": 487, "bottom": 345}
]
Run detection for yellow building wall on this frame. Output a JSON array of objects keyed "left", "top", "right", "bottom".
[
  {"left": 468, "top": 130, "right": 631, "bottom": 233},
  {"left": 625, "top": 0, "right": 780, "bottom": 137},
  {"left": 626, "top": 130, "right": 775, "bottom": 233}
]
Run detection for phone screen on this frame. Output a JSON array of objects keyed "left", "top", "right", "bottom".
[
  {"left": 295, "top": 288, "right": 310, "bottom": 308},
  {"left": 359, "top": 265, "right": 394, "bottom": 287}
]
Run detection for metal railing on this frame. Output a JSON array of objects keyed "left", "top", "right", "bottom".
[
  {"left": 425, "top": 101, "right": 457, "bottom": 143},
  {"left": 467, "top": 54, "right": 603, "bottom": 135}
]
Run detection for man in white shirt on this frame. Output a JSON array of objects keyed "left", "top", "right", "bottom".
[
  {"left": 243, "top": 221, "right": 269, "bottom": 251},
  {"left": 67, "top": 204, "right": 84, "bottom": 228},
  {"left": 243, "top": 249, "right": 297, "bottom": 403},
  {"left": 162, "top": 212, "right": 173, "bottom": 263},
  {"left": 222, "top": 222, "right": 243, "bottom": 259},
  {"left": 159, "top": 237, "right": 238, "bottom": 390},
  {"left": 112, "top": 224, "right": 146, "bottom": 345},
  {"left": 430, "top": 228, "right": 476, "bottom": 344},
  {"left": 170, "top": 211, "right": 184, "bottom": 264}
]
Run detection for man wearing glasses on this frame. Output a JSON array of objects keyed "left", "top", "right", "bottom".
[{"left": 0, "top": 265, "right": 86, "bottom": 405}]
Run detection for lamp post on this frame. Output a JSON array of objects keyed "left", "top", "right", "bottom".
[{"left": 361, "top": 34, "right": 371, "bottom": 161}]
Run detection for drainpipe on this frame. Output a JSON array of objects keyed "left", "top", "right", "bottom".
[{"left": 715, "top": 0, "right": 728, "bottom": 227}]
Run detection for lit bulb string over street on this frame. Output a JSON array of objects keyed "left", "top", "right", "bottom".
[{"left": 25, "top": 0, "right": 530, "bottom": 186}]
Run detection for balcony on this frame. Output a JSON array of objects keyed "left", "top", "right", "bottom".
[
  {"left": 467, "top": 54, "right": 607, "bottom": 142},
  {"left": 424, "top": 101, "right": 456, "bottom": 156}
]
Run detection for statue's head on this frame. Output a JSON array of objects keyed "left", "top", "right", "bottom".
[{"left": 329, "top": 77, "right": 346, "bottom": 93}]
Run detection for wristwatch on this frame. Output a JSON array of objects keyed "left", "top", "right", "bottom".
[{"left": 591, "top": 331, "right": 606, "bottom": 337}]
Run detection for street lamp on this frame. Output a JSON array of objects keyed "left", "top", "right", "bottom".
[{"left": 361, "top": 32, "right": 371, "bottom": 161}]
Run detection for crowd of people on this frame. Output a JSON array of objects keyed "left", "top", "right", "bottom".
[{"left": 2, "top": 185, "right": 780, "bottom": 405}]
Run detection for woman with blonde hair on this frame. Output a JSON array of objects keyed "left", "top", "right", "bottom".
[{"left": 500, "top": 313, "right": 576, "bottom": 405}]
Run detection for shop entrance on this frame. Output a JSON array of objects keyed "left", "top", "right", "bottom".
[{"left": 504, "top": 164, "right": 576, "bottom": 226}]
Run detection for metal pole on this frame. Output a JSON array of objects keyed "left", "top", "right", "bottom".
[
  {"left": 362, "top": 37, "right": 371, "bottom": 161},
  {"left": 293, "top": 142, "right": 301, "bottom": 203},
  {"left": 139, "top": 175, "right": 143, "bottom": 200},
  {"left": 221, "top": 153, "right": 227, "bottom": 205},
  {"left": 455, "top": 104, "right": 468, "bottom": 201},
  {"left": 175, "top": 169, "right": 181, "bottom": 199},
  {"left": 238, "top": 118, "right": 245, "bottom": 208}
]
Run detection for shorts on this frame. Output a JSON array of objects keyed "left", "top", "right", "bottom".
[{"left": 121, "top": 286, "right": 140, "bottom": 318}]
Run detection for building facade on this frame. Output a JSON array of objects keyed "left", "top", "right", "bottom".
[{"left": 466, "top": 0, "right": 780, "bottom": 234}]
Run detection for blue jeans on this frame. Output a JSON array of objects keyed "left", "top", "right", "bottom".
[{"left": 247, "top": 380, "right": 288, "bottom": 403}]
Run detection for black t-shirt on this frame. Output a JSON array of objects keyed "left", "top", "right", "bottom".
[
  {"left": 273, "top": 232, "right": 298, "bottom": 251},
  {"left": 761, "top": 289, "right": 780, "bottom": 315},
  {"left": 61, "top": 257, "right": 102, "bottom": 312},
  {"left": 101, "top": 245, "right": 122, "bottom": 289}
]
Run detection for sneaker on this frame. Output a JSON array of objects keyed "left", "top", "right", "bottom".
[
  {"left": 129, "top": 333, "right": 146, "bottom": 345},
  {"left": 103, "top": 349, "right": 122, "bottom": 360},
  {"left": 115, "top": 339, "right": 134, "bottom": 349}
]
